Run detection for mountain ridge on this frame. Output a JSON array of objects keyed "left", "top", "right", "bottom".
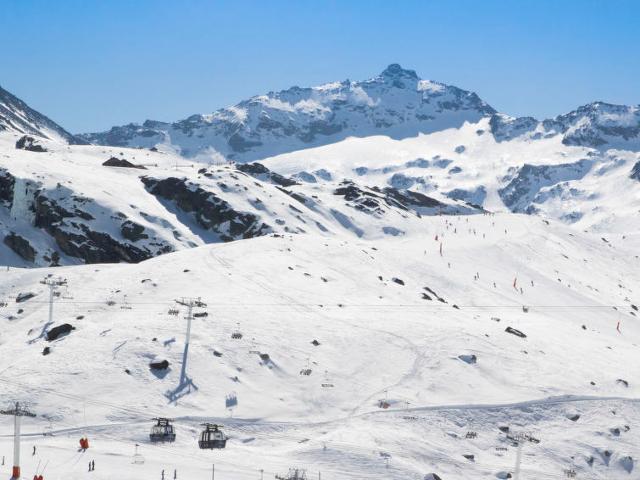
[
  {"left": 76, "top": 64, "right": 640, "bottom": 160},
  {"left": 0, "top": 85, "right": 85, "bottom": 144}
]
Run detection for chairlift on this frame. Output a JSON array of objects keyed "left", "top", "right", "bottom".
[
  {"left": 120, "top": 295, "right": 132, "bottom": 310},
  {"left": 168, "top": 308, "right": 179, "bottom": 316},
  {"left": 198, "top": 423, "right": 227, "bottom": 449},
  {"left": 131, "top": 444, "right": 145, "bottom": 464},
  {"left": 149, "top": 417, "right": 176, "bottom": 443},
  {"left": 231, "top": 323, "right": 243, "bottom": 340},
  {"left": 299, "top": 357, "right": 312, "bottom": 376},
  {"left": 43, "top": 420, "right": 54, "bottom": 437},
  {"left": 321, "top": 370, "right": 334, "bottom": 388}
]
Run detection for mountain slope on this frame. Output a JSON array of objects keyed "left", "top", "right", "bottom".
[
  {"left": 0, "top": 85, "right": 84, "bottom": 144},
  {"left": 0, "top": 217, "right": 638, "bottom": 479},
  {"left": 0, "top": 133, "right": 476, "bottom": 267}
]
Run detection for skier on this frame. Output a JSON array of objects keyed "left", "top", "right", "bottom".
[
  {"left": 162, "top": 470, "right": 165, "bottom": 480},
  {"left": 33, "top": 445, "right": 36, "bottom": 456},
  {"left": 174, "top": 469, "right": 177, "bottom": 479},
  {"left": 92, "top": 460, "right": 95, "bottom": 471}
]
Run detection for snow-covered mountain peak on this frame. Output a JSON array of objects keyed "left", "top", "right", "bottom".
[{"left": 79, "top": 65, "right": 497, "bottom": 160}]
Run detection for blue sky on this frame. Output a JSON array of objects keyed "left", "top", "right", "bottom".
[{"left": 1, "top": 0, "right": 639, "bottom": 132}]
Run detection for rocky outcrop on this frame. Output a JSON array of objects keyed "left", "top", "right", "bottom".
[
  {"left": 16, "top": 135, "right": 47, "bottom": 152},
  {"left": 121, "top": 220, "right": 148, "bottom": 241},
  {"left": 102, "top": 157, "right": 147, "bottom": 169},
  {"left": 0, "top": 168, "right": 15, "bottom": 208},
  {"left": 499, "top": 160, "right": 593, "bottom": 213},
  {"left": 3, "top": 232, "right": 36, "bottom": 262},
  {"left": 142, "top": 176, "right": 272, "bottom": 241},
  {"left": 236, "top": 162, "right": 297, "bottom": 187},
  {"left": 631, "top": 161, "right": 640, "bottom": 181},
  {"left": 32, "top": 191, "right": 168, "bottom": 264}
]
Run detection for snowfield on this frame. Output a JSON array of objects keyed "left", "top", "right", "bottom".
[{"left": 1, "top": 214, "right": 639, "bottom": 479}]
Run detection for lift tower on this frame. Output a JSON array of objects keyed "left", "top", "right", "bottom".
[{"left": 1, "top": 402, "right": 36, "bottom": 479}]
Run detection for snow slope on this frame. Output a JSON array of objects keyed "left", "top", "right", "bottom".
[
  {"left": 0, "top": 131, "right": 476, "bottom": 268},
  {"left": 261, "top": 119, "right": 640, "bottom": 235},
  {"left": 0, "top": 214, "right": 638, "bottom": 479}
]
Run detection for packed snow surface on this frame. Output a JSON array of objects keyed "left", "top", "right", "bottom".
[{"left": 1, "top": 214, "right": 639, "bottom": 479}]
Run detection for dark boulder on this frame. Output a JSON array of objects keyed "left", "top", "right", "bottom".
[
  {"left": 46, "top": 323, "right": 75, "bottom": 341},
  {"left": 149, "top": 359, "right": 170, "bottom": 370},
  {"left": 16, "top": 135, "right": 47, "bottom": 152}
]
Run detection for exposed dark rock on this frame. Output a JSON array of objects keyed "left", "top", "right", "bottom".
[
  {"left": 15, "top": 135, "right": 47, "bottom": 152},
  {"left": 149, "top": 359, "right": 170, "bottom": 370},
  {"left": 42, "top": 346, "right": 51, "bottom": 356},
  {"left": 568, "top": 414, "right": 580, "bottom": 422},
  {"left": 392, "top": 277, "right": 405, "bottom": 285},
  {"left": 142, "top": 176, "right": 271, "bottom": 241},
  {"left": 3, "top": 232, "right": 36, "bottom": 262},
  {"left": 505, "top": 327, "right": 527, "bottom": 338},
  {"left": 16, "top": 292, "right": 36, "bottom": 303},
  {"left": 33, "top": 193, "right": 161, "bottom": 263},
  {"left": 499, "top": 160, "right": 593, "bottom": 213},
  {"left": 120, "top": 220, "right": 148, "bottom": 241},
  {"left": 424, "top": 474, "right": 443, "bottom": 480},
  {"left": 631, "top": 161, "right": 640, "bottom": 181},
  {"left": 311, "top": 339, "right": 320, "bottom": 346},
  {"left": 102, "top": 157, "right": 146, "bottom": 169},
  {"left": 0, "top": 168, "right": 15, "bottom": 208},
  {"left": 616, "top": 378, "right": 629, "bottom": 387},
  {"left": 46, "top": 323, "right": 75, "bottom": 341},
  {"left": 236, "top": 162, "right": 297, "bottom": 187}
]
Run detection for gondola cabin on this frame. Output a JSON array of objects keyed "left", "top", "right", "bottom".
[
  {"left": 149, "top": 418, "right": 176, "bottom": 443},
  {"left": 198, "top": 423, "right": 227, "bottom": 449}
]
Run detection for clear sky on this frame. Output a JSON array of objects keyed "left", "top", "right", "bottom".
[{"left": 1, "top": 0, "right": 639, "bottom": 133}]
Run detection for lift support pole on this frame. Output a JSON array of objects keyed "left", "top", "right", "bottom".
[{"left": 1, "top": 402, "right": 36, "bottom": 479}]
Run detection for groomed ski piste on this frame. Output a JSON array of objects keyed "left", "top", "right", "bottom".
[{"left": 1, "top": 212, "right": 639, "bottom": 479}]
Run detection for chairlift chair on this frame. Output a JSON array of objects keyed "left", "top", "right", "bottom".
[
  {"left": 131, "top": 444, "right": 145, "bottom": 464},
  {"left": 321, "top": 370, "right": 334, "bottom": 388},
  {"left": 149, "top": 418, "right": 176, "bottom": 443},
  {"left": 231, "top": 322, "right": 243, "bottom": 340},
  {"left": 198, "top": 423, "right": 227, "bottom": 449}
]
